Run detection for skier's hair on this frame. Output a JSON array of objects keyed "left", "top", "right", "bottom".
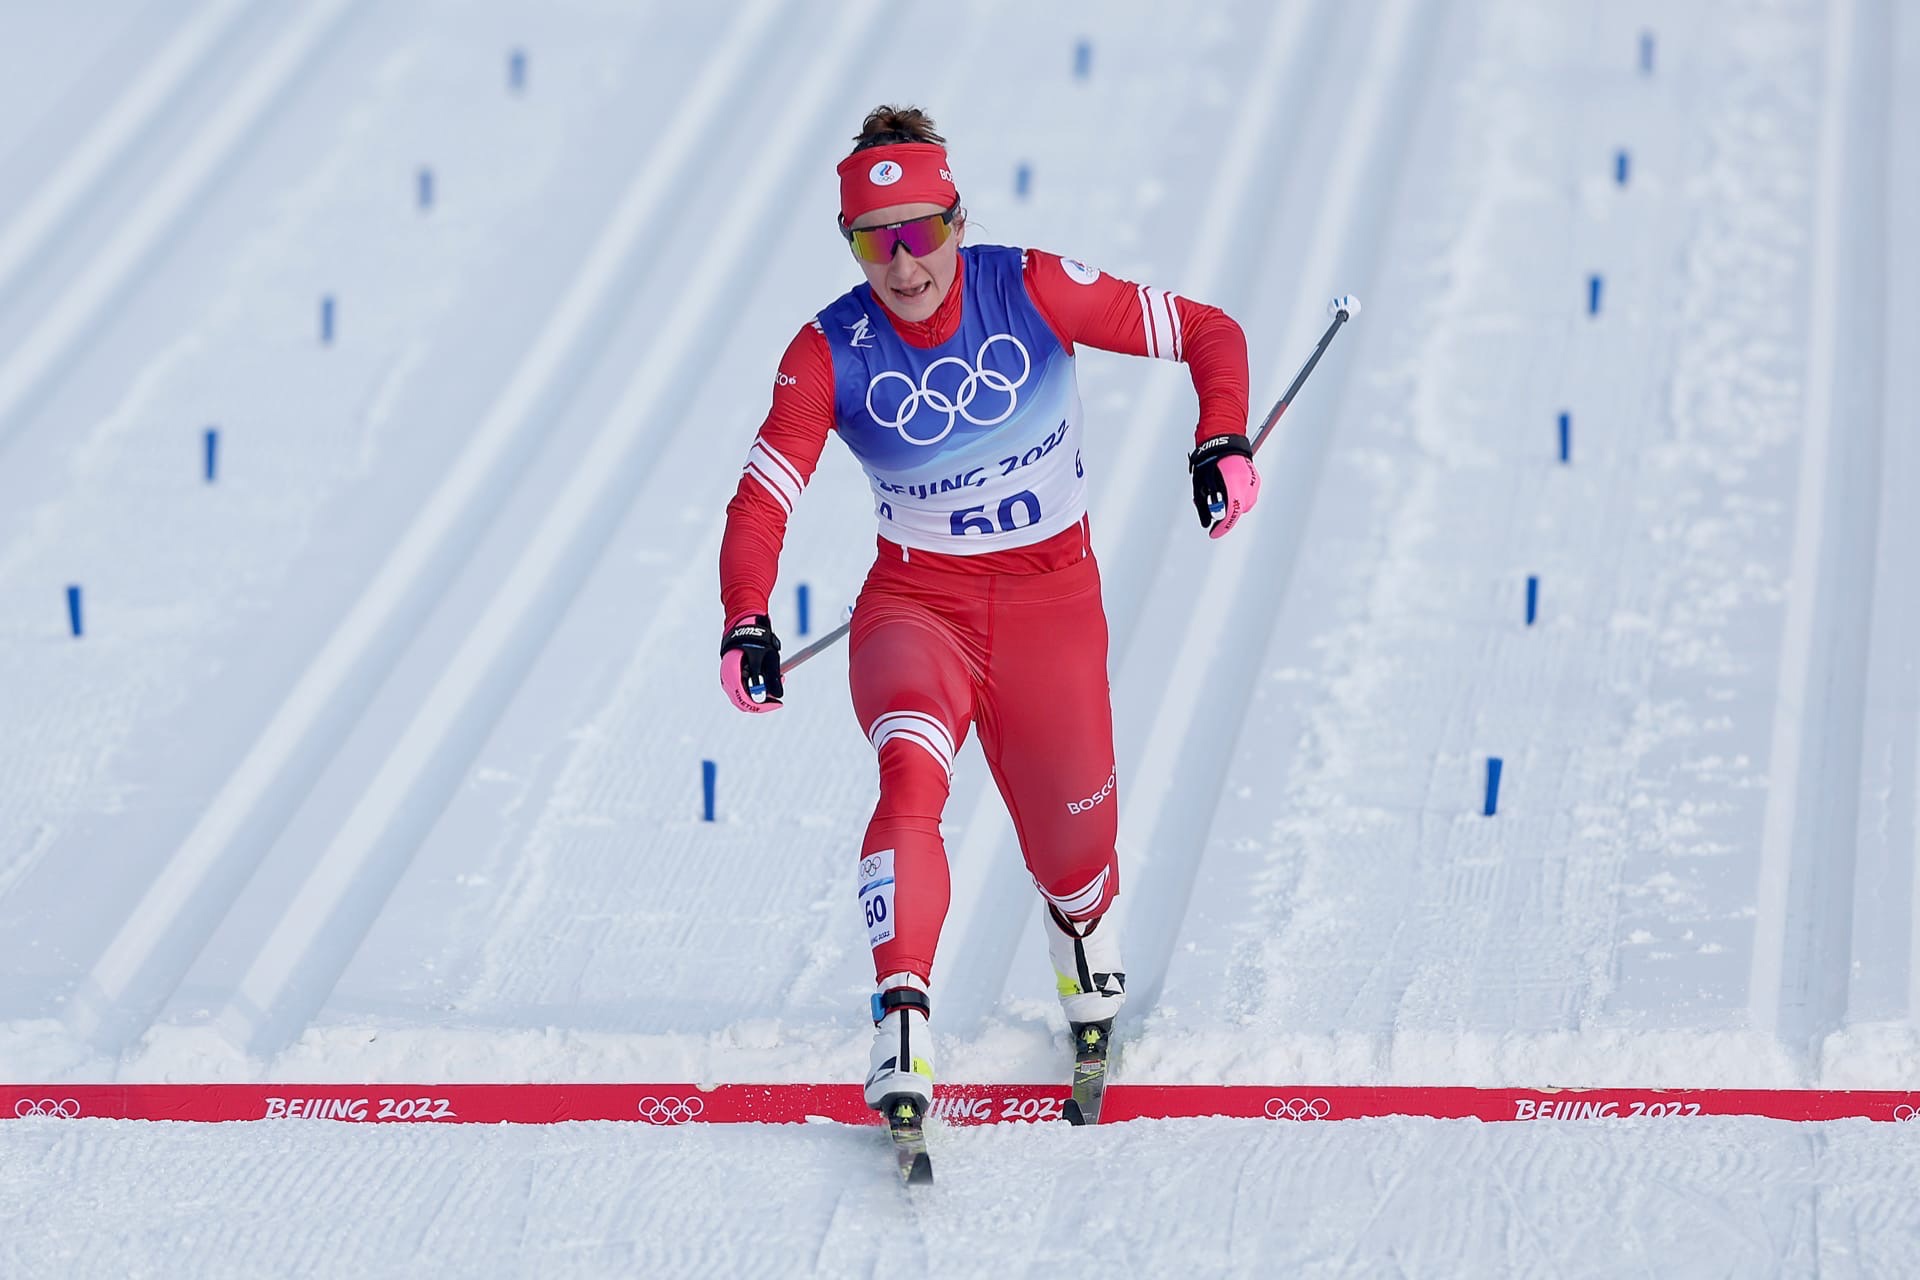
[{"left": 850, "top": 105, "right": 946, "bottom": 152}]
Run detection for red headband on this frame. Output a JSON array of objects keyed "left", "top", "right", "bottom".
[{"left": 836, "top": 142, "right": 958, "bottom": 225}]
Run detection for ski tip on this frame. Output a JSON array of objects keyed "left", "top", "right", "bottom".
[
  {"left": 907, "top": 1153, "right": 934, "bottom": 1185},
  {"left": 1063, "top": 1098, "right": 1086, "bottom": 1127}
]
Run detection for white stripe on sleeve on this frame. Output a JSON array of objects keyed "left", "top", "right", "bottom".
[
  {"left": 1136, "top": 285, "right": 1160, "bottom": 359},
  {"left": 743, "top": 440, "right": 804, "bottom": 514},
  {"left": 753, "top": 440, "right": 805, "bottom": 492},
  {"left": 743, "top": 461, "right": 793, "bottom": 515},
  {"left": 1141, "top": 288, "right": 1182, "bottom": 363},
  {"left": 1163, "top": 291, "right": 1184, "bottom": 361}
]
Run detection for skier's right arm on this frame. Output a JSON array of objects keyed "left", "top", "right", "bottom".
[{"left": 718, "top": 321, "right": 836, "bottom": 713}]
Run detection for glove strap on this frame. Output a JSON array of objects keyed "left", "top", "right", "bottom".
[
  {"left": 719, "top": 614, "right": 780, "bottom": 657},
  {"left": 1188, "top": 432, "right": 1253, "bottom": 471}
]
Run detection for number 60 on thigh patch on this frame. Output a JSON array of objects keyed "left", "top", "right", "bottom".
[{"left": 858, "top": 849, "right": 896, "bottom": 948}]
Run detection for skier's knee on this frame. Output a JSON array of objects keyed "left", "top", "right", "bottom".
[{"left": 871, "top": 738, "right": 952, "bottom": 820}]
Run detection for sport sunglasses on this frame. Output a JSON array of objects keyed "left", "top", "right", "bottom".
[{"left": 839, "top": 198, "right": 962, "bottom": 264}]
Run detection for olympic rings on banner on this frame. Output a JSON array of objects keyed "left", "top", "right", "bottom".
[{"left": 636, "top": 1096, "right": 705, "bottom": 1125}]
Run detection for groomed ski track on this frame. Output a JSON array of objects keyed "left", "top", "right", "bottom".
[
  {"left": 1, "top": 0, "right": 1918, "bottom": 1162},
  {"left": 6, "top": 0, "right": 1920, "bottom": 1272},
  {"left": 11, "top": 1115, "right": 1920, "bottom": 1276}
]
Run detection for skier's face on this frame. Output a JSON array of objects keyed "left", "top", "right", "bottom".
[{"left": 849, "top": 201, "right": 964, "bottom": 323}]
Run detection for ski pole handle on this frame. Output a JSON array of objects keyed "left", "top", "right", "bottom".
[{"left": 1250, "top": 294, "right": 1360, "bottom": 455}]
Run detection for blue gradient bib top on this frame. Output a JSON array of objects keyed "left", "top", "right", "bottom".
[{"left": 820, "top": 246, "right": 1086, "bottom": 554}]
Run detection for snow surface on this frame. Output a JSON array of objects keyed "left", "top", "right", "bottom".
[
  {"left": 8, "top": 1115, "right": 1920, "bottom": 1277},
  {"left": 1, "top": 0, "right": 1917, "bottom": 1272}
]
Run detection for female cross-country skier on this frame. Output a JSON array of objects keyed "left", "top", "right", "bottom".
[{"left": 718, "top": 106, "right": 1257, "bottom": 1119}]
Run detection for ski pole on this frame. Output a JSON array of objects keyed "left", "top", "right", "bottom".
[
  {"left": 779, "top": 294, "right": 1360, "bottom": 678},
  {"left": 1251, "top": 294, "right": 1360, "bottom": 455},
  {"left": 780, "top": 614, "right": 849, "bottom": 676}
]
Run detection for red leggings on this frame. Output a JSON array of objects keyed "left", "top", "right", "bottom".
[{"left": 849, "top": 548, "right": 1120, "bottom": 987}]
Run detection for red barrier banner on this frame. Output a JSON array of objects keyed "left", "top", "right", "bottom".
[{"left": 6, "top": 1084, "right": 1919, "bottom": 1126}]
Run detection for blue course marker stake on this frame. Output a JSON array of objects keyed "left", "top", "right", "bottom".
[
  {"left": 1557, "top": 411, "right": 1571, "bottom": 462},
  {"left": 1526, "top": 576, "right": 1539, "bottom": 626},
  {"left": 509, "top": 48, "right": 527, "bottom": 92},
  {"left": 1015, "top": 163, "right": 1031, "bottom": 198},
  {"left": 1639, "top": 31, "right": 1655, "bottom": 74},
  {"left": 702, "top": 760, "right": 716, "bottom": 822},
  {"left": 67, "top": 585, "right": 83, "bottom": 637},
  {"left": 797, "top": 583, "right": 811, "bottom": 637},
  {"left": 1484, "top": 757, "right": 1503, "bottom": 816},
  {"left": 1587, "top": 275, "right": 1603, "bottom": 316},
  {"left": 1615, "top": 150, "right": 1630, "bottom": 186},
  {"left": 1073, "top": 39, "right": 1091, "bottom": 78},
  {"left": 204, "top": 427, "right": 218, "bottom": 482},
  {"left": 418, "top": 167, "right": 434, "bottom": 210},
  {"left": 320, "top": 295, "right": 335, "bottom": 344}
]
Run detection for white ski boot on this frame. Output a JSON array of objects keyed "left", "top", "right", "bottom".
[
  {"left": 1045, "top": 904, "right": 1126, "bottom": 1024},
  {"left": 864, "top": 974, "right": 935, "bottom": 1113},
  {"left": 1045, "top": 905, "right": 1124, "bottom": 1124}
]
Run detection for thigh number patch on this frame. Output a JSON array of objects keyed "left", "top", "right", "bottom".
[{"left": 858, "top": 849, "right": 897, "bottom": 949}]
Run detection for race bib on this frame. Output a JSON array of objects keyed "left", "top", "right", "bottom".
[{"left": 858, "top": 849, "right": 897, "bottom": 949}]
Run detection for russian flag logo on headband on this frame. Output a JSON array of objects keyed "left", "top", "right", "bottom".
[{"left": 869, "top": 160, "right": 903, "bottom": 186}]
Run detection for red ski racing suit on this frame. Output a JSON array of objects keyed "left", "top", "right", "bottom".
[{"left": 720, "top": 245, "right": 1248, "bottom": 985}]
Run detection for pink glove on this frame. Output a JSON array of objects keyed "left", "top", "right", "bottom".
[
  {"left": 1189, "top": 433, "right": 1260, "bottom": 539},
  {"left": 719, "top": 612, "right": 784, "bottom": 714},
  {"left": 1208, "top": 454, "right": 1260, "bottom": 539}
]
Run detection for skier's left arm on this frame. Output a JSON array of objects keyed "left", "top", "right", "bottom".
[{"left": 1023, "top": 249, "right": 1258, "bottom": 539}]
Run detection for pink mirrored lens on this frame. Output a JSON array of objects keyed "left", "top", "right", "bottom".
[
  {"left": 890, "top": 218, "right": 951, "bottom": 257},
  {"left": 849, "top": 212, "right": 954, "bottom": 264}
]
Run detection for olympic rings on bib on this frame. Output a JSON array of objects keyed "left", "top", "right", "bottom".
[{"left": 865, "top": 333, "right": 1031, "bottom": 446}]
